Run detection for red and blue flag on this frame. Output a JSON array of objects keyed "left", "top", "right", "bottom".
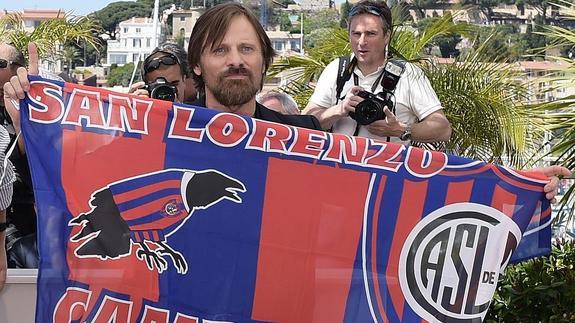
[{"left": 22, "top": 77, "right": 551, "bottom": 323}]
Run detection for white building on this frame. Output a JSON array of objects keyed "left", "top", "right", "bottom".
[
  {"left": 267, "top": 30, "right": 303, "bottom": 55},
  {"left": 299, "top": 0, "right": 330, "bottom": 11},
  {"left": 106, "top": 17, "right": 165, "bottom": 66}
]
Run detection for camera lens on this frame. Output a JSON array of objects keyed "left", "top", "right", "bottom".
[
  {"left": 355, "top": 100, "right": 385, "bottom": 125},
  {"left": 151, "top": 85, "right": 176, "bottom": 102}
]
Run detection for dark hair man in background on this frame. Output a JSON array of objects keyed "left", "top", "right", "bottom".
[
  {"left": 303, "top": 0, "right": 451, "bottom": 145},
  {"left": 187, "top": 2, "right": 320, "bottom": 130}
]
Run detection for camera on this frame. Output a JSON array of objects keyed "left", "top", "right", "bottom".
[
  {"left": 146, "top": 77, "right": 178, "bottom": 101},
  {"left": 349, "top": 60, "right": 405, "bottom": 125}
]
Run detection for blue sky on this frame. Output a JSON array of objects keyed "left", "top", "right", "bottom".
[
  {"left": 1, "top": 0, "right": 344, "bottom": 17},
  {"left": 1, "top": 0, "right": 133, "bottom": 16}
]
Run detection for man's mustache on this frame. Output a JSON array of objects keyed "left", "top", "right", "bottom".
[{"left": 221, "top": 67, "right": 252, "bottom": 77}]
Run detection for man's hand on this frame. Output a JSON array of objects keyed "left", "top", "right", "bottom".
[
  {"left": 530, "top": 165, "right": 572, "bottom": 203},
  {"left": 129, "top": 81, "right": 150, "bottom": 98},
  {"left": 337, "top": 86, "right": 364, "bottom": 117},
  {"left": 366, "top": 107, "right": 406, "bottom": 138},
  {"left": 3, "top": 43, "right": 39, "bottom": 134},
  {"left": 302, "top": 85, "right": 365, "bottom": 130}
]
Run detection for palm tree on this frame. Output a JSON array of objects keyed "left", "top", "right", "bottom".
[
  {"left": 530, "top": 1, "right": 575, "bottom": 209},
  {"left": 268, "top": 10, "right": 540, "bottom": 165},
  {"left": 58, "top": 46, "right": 84, "bottom": 72},
  {"left": 0, "top": 11, "right": 102, "bottom": 63}
]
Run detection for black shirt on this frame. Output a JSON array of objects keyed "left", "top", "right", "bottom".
[{"left": 190, "top": 96, "right": 322, "bottom": 131}]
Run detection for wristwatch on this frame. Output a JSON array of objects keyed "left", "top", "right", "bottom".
[
  {"left": 0, "top": 222, "right": 6, "bottom": 233},
  {"left": 399, "top": 125, "right": 412, "bottom": 141}
]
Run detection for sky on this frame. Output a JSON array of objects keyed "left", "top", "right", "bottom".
[
  {"left": 1, "top": 0, "right": 344, "bottom": 17},
  {"left": 1, "top": 0, "right": 135, "bottom": 16}
]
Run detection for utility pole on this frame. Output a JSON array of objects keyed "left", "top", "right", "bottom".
[
  {"left": 152, "top": 0, "right": 160, "bottom": 49},
  {"left": 300, "top": 12, "right": 304, "bottom": 55}
]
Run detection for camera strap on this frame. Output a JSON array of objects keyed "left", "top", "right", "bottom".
[{"left": 335, "top": 56, "right": 356, "bottom": 103}]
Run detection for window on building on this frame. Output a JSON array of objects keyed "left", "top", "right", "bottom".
[
  {"left": 133, "top": 53, "right": 140, "bottom": 62},
  {"left": 290, "top": 40, "right": 299, "bottom": 52},
  {"left": 133, "top": 38, "right": 141, "bottom": 48},
  {"left": 180, "top": 17, "right": 185, "bottom": 21},
  {"left": 34, "top": 20, "right": 41, "bottom": 28},
  {"left": 272, "top": 41, "right": 284, "bottom": 51},
  {"left": 136, "top": 28, "right": 141, "bottom": 33},
  {"left": 146, "top": 38, "right": 151, "bottom": 47},
  {"left": 123, "top": 27, "right": 128, "bottom": 33},
  {"left": 109, "top": 54, "right": 127, "bottom": 65}
]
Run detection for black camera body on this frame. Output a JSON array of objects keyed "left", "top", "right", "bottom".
[
  {"left": 351, "top": 90, "right": 394, "bottom": 126},
  {"left": 349, "top": 60, "right": 405, "bottom": 125},
  {"left": 146, "top": 77, "right": 177, "bottom": 101}
]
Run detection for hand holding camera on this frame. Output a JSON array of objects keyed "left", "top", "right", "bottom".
[
  {"left": 129, "top": 78, "right": 178, "bottom": 102},
  {"left": 129, "top": 81, "right": 150, "bottom": 98},
  {"left": 348, "top": 60, "right": 405, "bottom": 126},
  {"left": 338, "top": 85, "right": 364, "bottom": 117}
]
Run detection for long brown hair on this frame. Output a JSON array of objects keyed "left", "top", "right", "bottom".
[{"left": 188, "top": 3, "right": 275, "bottom": 90}]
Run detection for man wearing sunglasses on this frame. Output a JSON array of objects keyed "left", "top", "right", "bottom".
[
  {"left": 130, "top": 42, "right": 190, "bottom": 103},
  {"left": 0, "top": 44, "right": 24, "bottom": 110},
  {"left": 303, "top": 0, "right": 451, "bottom": 146}
]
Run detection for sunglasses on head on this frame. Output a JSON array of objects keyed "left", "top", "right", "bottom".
[
  {"left": 143, "top": 54, "right": 179, "bottom": 73},
  {"left": 0, "top": 58, "right": 22, "bottom": 69},
  {"left": 349, "top": 5, "right": 385, "bottom": 19}
]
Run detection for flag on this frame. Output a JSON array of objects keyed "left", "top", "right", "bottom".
[{"left": 22, "top": 76, "right": 551, "bottom": 323}]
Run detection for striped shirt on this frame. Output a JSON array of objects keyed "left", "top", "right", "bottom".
[{"left": 0, "top": 125, "right": 15, "bottom": 210}]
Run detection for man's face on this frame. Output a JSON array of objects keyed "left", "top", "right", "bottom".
[
  {"left": 349, "top": 13, "right": 390, "bottom": 68},
  {"left": 0, "top": 45, "right": 18, "bottom": 103},
  {"left": 145, "top": 54, "right": 186, "bottom": 103},
  {"left": 193, "top": 15, "right": 264, "bottom": 110}
]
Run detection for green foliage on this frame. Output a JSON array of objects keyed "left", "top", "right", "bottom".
[
  {"left": 59, "top": 45, "right": 83, "bottom": 71},
  {"left": 486, "top": 239, "right": 575, "bottom": 322},
  {"left": 90, "top": 2, "right": 151, "bottom": 38},
  {"left": 174, "top": 28, "right": 186, "bottom": 48},
  {"left": 393, "top": 11, "right": 473, "bottom": 61},
  {"left": 339, "top": 0, "right": 351, "bottom": 28},
  {"left": 107, "top": 63, "right": 141, "bottom": 87},
  {"left": 302, "top": 9, "right": 340, "bottom": 35},
  {"left": 279, "top": 13, "right": 292, "bottom": 32},
  {"left": 90, "top": 0, "right": 196, "bottom": 38},
  {"left": 0, "top": 12, "right": 103, "bottom": 63},
  {"left": 416, "top": 17, "right": 462, "bottom": 58},
  {"left": 427, "top": 42, "right": 534, "bottom": 164},
  {"left": 530, "top": 0, "right": 575, "bottom": 213}
]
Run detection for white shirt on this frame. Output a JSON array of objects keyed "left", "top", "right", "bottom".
[{"left": 309, "top": 58, "right": 443, "bottom": 143}]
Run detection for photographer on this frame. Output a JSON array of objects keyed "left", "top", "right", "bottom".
[
  {"left": 303, "top": 0, "right": 451, "bottom": 145},
  {"left": 130, "top": 42, "right": 188, "bottom": 103}
]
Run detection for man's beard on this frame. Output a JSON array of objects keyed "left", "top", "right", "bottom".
[{"left": 207, "top": 67, "right": 260, "bottom": 109}]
